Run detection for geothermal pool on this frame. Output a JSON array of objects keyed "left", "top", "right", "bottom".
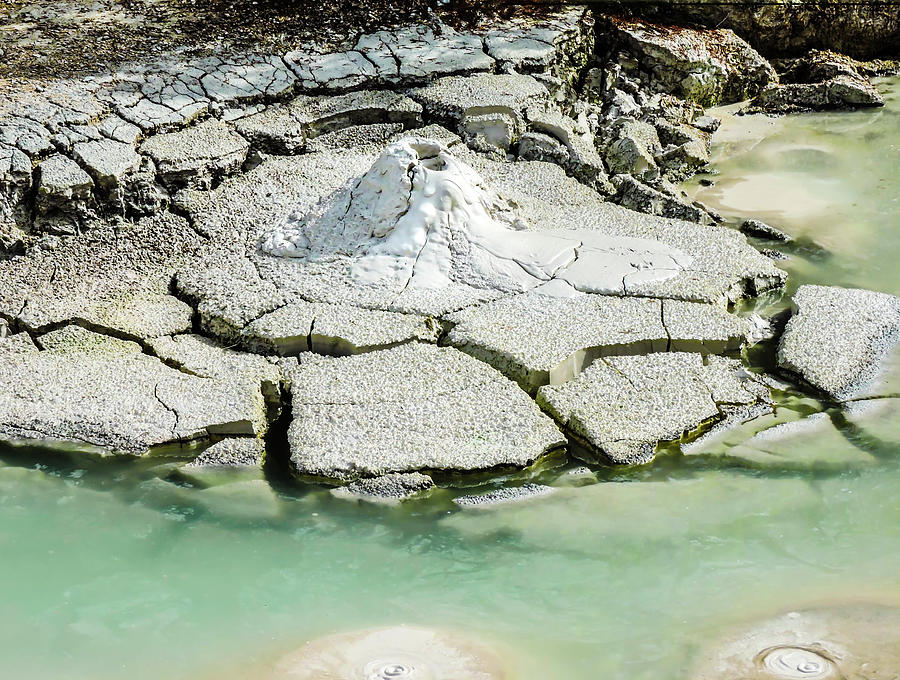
[{"left": 1, "top": 78, "right": 899, "bottom": 679}]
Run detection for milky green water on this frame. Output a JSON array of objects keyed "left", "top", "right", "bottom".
[{"left": 2, "top": 79, "right": 900, "bottom": 680}]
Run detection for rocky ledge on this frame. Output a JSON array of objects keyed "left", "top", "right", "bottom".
[{"left": 0, "top": 5, "right": 896, "bottom": 497}]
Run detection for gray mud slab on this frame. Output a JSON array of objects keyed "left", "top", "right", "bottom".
[
  {"left": 285, "top": 343, "right": 565, "bottom": 481},
  {"left": 147, "top": 333, "right": 281, "bottom": 400},
  {"left": 407, "top": 72, "right": 549, "bottom": 127},
  {"left": 0, "top": 212, "right": 201, "bottom": 341},
  {"left": 242, "top": 300, "right": 440, "bottom": 356},
  {"left": 446, "top": 293, "right": 667, "bottom": 392},
  {"left": 777, "top": 285, "right": 900, "bottom": 400},
  {"left": 140, "top": 119, "right": 249, "bottom": 189},
  {"left": 537, "top": 352, "right": 770, "bottom": 464},
  {"left": 0, "top": 326, "right": 268, "bottom": 454},
  {"left": 173, "top": 150, "right": 375, "bottom": 247},
  {"left": 691, "top": 604, "right": 900, "bottom": 680},
  {"left": 481, "top": 7, "right": 593, "bottom": 85},
  {"left": 466, "top": 155, "right": 786, "bottom": 305},
  {"left": 447, "top": 293, "right": 749, "bottom": 392}
]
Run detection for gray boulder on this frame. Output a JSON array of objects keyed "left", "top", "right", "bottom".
[
  {"left": 612, "top": 174, "right": 712, "bottom": 224},
  {"left": 739, "top": 218, "right": 792, "bottom": 242},
  {"left": 777, "top": 285, "right": 900, "bottom": 400},
  {"left": 604, "top": 118, "right": 662, "bottom": 180},
  {"left": 746, "top": 77, "right": 883, "bottom": 114}
]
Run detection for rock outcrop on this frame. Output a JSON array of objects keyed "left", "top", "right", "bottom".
[
  {"left": 597, "top": 16, "right": 777, "bottom": 107},
  {"left": 745, "top": 50, "right": 885, "bottom": 113},
  {"left": 621, "top": 1, "right": 900, "bottom": 59}
]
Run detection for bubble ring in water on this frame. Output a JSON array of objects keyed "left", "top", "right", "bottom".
[
  {"left": 272, "top": 625, "right": 505, "bottom": 679},
  {"left": 364, "top": 659, "right": 426, "bottom": 680},
  {"left": 757, "top": 646, "right": 839, "bottom": 679}
]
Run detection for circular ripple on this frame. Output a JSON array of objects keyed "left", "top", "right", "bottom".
[
  {"left": 760, "top": 646, "right": 836, "bottom": 679},
  {"left": 273, "top": 625, "right": 505, "bottom": 679},
  {"left": 691, "top": 603, "right": 900, "bottom": 680}
]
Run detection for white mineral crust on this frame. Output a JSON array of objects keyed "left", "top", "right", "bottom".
[{"left": 260, "top": 137, "right": 693, "bottom": 296}]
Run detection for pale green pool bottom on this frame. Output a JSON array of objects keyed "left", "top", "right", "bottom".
[{"left": 1, "top": 78, "right": 899, "bottom": 680}]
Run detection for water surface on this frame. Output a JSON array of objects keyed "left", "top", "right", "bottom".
[{"left": 2, "top": 78, "right": 899, "bottom": 680}]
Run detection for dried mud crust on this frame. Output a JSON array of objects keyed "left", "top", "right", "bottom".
[{"left": 0, "top": 0, "right": 531, "bottom": 81}]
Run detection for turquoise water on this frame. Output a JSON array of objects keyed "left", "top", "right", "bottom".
[{"left": 2, "top": 79, "right": 899, "bottom": 679}]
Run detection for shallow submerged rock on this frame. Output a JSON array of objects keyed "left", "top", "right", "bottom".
[
  {"left": 443, "top": 472, "right": 819, "bottom": 545},
  {"left": 683, "top": 408, "right": 879, "bottom": 470},
  {"left": 777, "top": 285, "right": 900, "bottom": 400},
  {"left": 331, "top": 472, "right": 435, "bottom": 504},
  {"left": 454, "top": 483, "right": 556, "bottom": 508},
  {"left": 284, "top": 343, "right": 565, "bottom": 482},
  {"left": 0, "top": 326, "right": 269, "bottom": 454},
  {"left": 537, "top": 352, "right": 771, "bottom": 465},
  {"left": 186, "top": 437, "right": 266, "bottom": 468}
]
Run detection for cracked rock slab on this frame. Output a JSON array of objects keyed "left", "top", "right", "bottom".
[
  {"left": 148, "top": 333, "right": 281, "bottom": 402},
  {"left": 537, "top": 352, "right": 771, "bottom": 464},
  {"left": 1, "top": 212, "right": 201, "bottom": 341},
  {"left": 140, "top": 119, "right": 249, "bottom": 189},
  {"left": 482, "top": 7, "right": 594, "bottom": 89},
  {"left": 72, "top": 138, "right": 141, "bottom": 197},
  {"left": 447, "top": 293, "right": 748, "bottom": 392},
  {"left": 34, "top": 154, "right": 94, "bottom": 216},
  {"left": 285, "top": 343, "right": 565, "bottom": 481},
  {"left": 241, "top": 300, "right": 440, "bottom": 356},
  {"left": 0, "top": 326, "right": 268, "bottom": 454},
  {"left": 234, "top": 90, "right": 422, "bottom": 154},
  {"left": 777, "top": 285, "right": 900, "bottom": 400},
  {"left": 447, "top": 293, "right": 667, "bottom": 392},
  {"left": 356, "top": 25, "right": 494, "bottom": 84},
  {"left": 283, "top": 49, "right": 378, "bottom": 92},
  {"left": 407, "top": 73, "right": 548, "bottom": 131}
]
